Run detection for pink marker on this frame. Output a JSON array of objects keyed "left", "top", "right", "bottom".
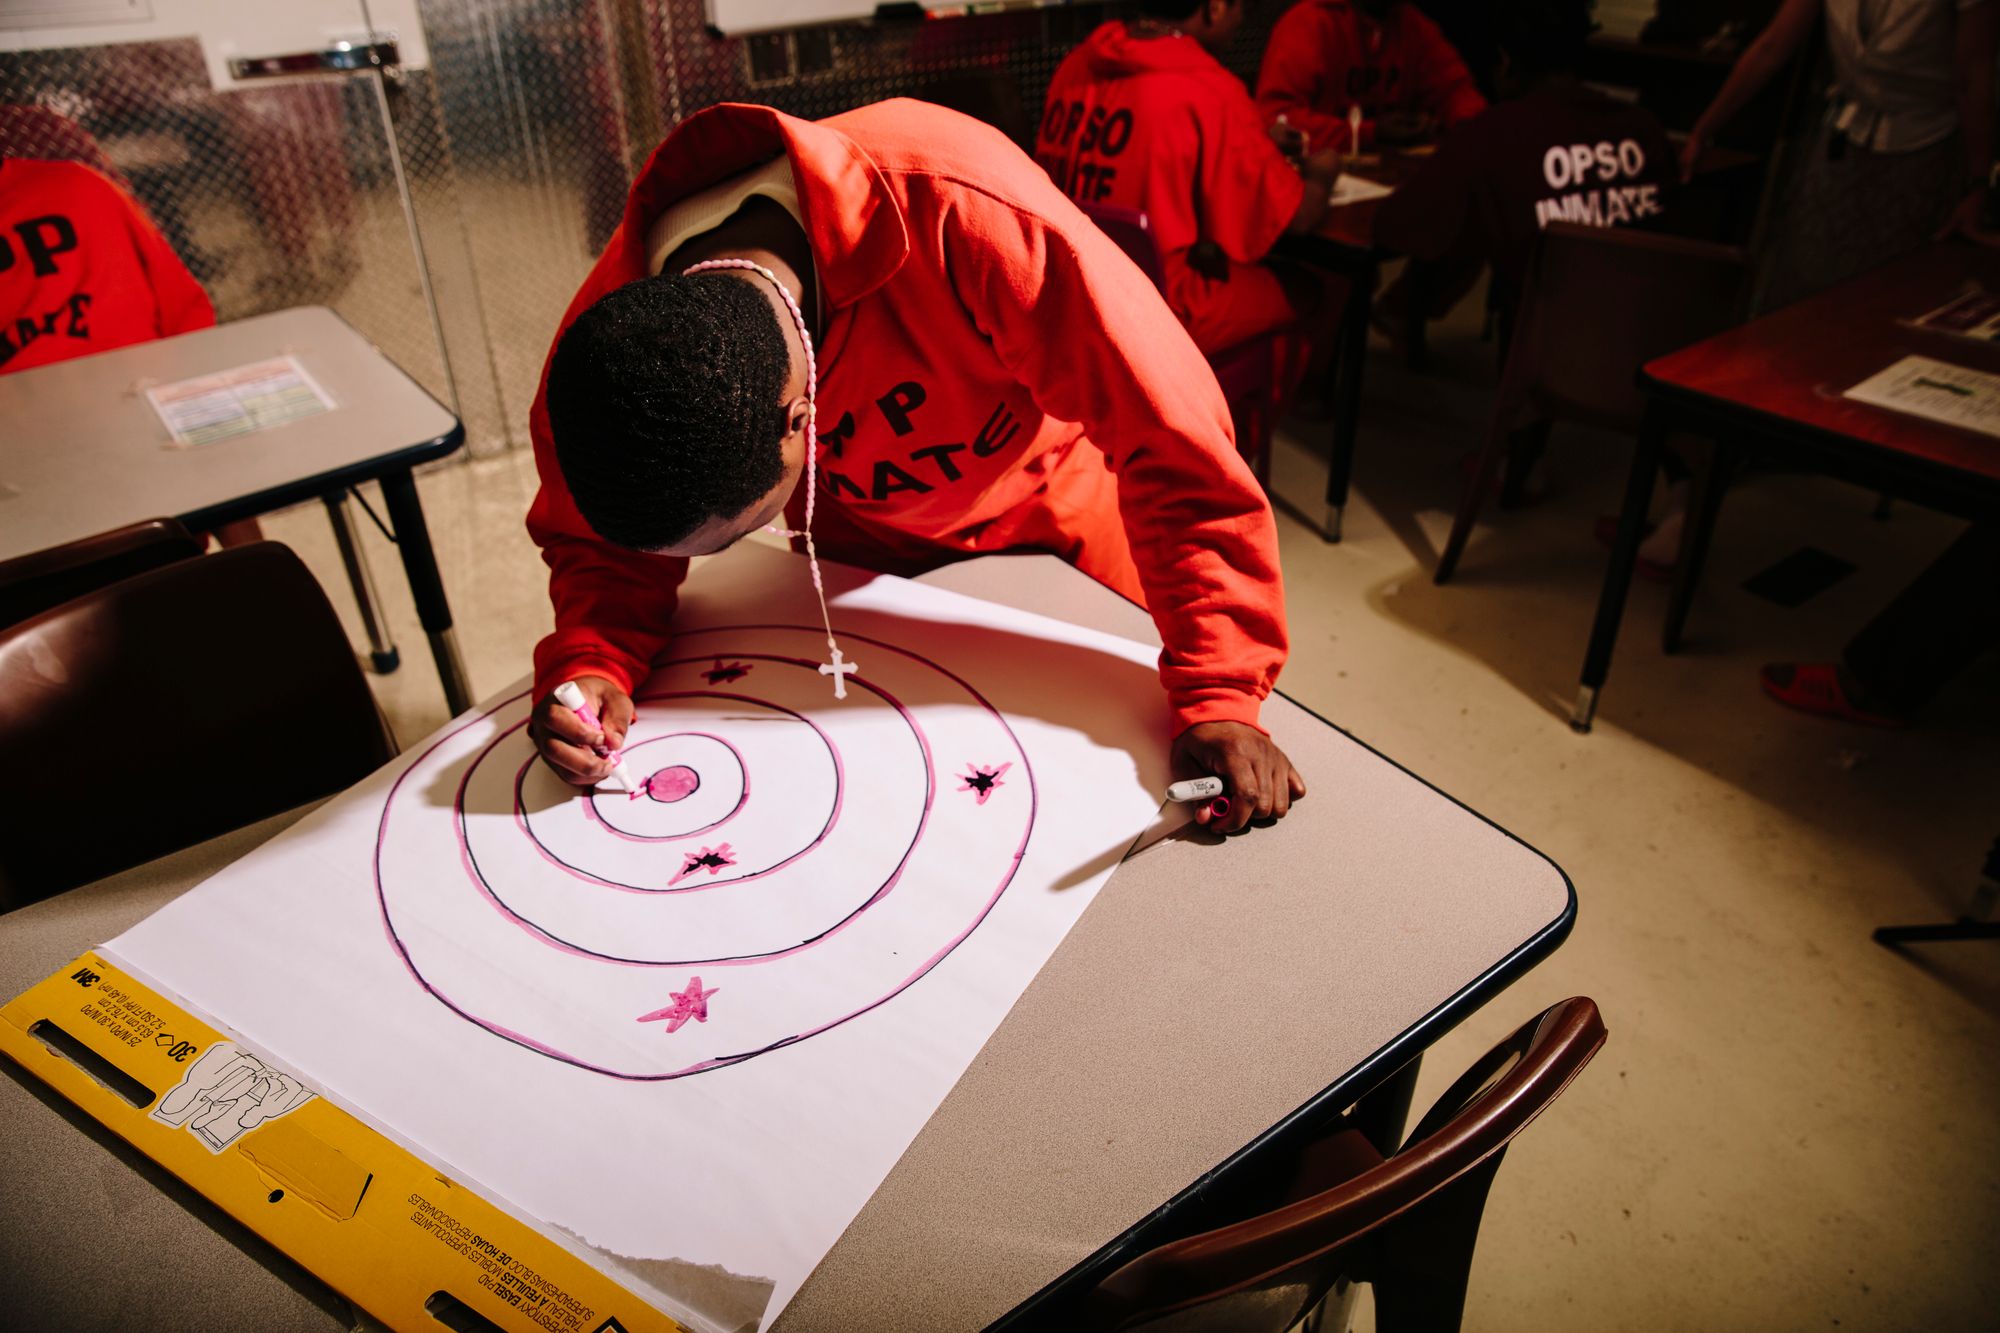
[{"left": 553, "top": 681, "right": 636, "bottom": 793}]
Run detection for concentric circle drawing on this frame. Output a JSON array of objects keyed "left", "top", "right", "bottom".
[{"left": 374, "top": 626, "right": 1037, "bottom": 1080}]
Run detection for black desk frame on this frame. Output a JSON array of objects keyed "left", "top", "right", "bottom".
[
  {"left": 178, "top": 420, "right": 471, "bottom": 716},
  {"left": 1577, "top": 370, "right": 2000, "bottom": 735}
]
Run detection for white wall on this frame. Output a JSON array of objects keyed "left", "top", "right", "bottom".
[{"left": 0, "top": 0, "right": 430, "bottom": 88}]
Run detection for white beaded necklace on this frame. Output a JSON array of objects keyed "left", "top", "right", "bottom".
[{"left": 680, "top": 258, "right": 856, "bottom": 699}]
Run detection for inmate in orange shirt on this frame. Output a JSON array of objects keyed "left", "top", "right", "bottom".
[
  {"left": 528, "top": 100, "right": 1289, "bottom": 738},
  {"left": 1256, "top": 0, "right": 1487, "bottom": 154},
  {"left": 1037, "top": 21, "right": 1306, "bottom": 356},
  {"left": 0, "top": 158, "right": 213, "bottom": 374}
]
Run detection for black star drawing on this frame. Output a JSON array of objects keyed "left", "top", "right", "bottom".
[
  {"left": 702, "top": 659, "right": 752, "bottom": 685},
  {"left": 957, "top": 762, "right": 1012, "bottom": 806}
]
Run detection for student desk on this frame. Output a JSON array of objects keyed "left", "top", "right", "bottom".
[
  {"left": 1577, "top": 242, "right": 2000, "bottom": 732},
  {"left": 0, "top": 554, "right": 1575, "bottom": 1331},
  {"left": 1276, "top": 149, "right": 1432, "bottom": 544},
  {"left": 0, "top": 305, "right": 471, "bottom": 713}
]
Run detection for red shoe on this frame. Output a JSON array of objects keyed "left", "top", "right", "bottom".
[
  {"left": 1592, "top": 515, "right": 1672, "bottom": 583},
  {"left": 1759, "top": 663, "right": 1907, "bottom": 727}
]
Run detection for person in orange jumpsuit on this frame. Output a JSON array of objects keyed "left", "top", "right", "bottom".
[
  {"left": 1255, "top": 0, "right": 1488, "bottom": 155},
  {"left": 1036, "top": 0, "right": 1343, "bottom": 357},
  {"left": 526, "top": 100, "right": 1304, "bottom": 832},
  {"left": 0, "top": 156, "right": 213, "bottom": 373}
]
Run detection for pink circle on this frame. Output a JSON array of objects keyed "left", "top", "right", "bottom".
[{"left": 646, "top": 766, "right": 701, "bottom": 804}]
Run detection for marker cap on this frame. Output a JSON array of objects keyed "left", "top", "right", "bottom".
[{"left": 1165, "top": 776, "right": 1225, "bottom": 803}]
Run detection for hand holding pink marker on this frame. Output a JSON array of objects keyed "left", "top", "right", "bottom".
[{"left": 553, "top": 680, "right": 637, "bottom": 793}]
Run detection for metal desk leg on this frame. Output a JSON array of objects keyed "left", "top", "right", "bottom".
[
  {"left": 377, "top": 468, "right": 473, "bottom": 716},
  {"left": 1324, "top": 257, "right": 1378, "bottom": 542},
  {"left": 322, "top": 490, "right": 401, "bottom": 674},
  {"left": 1663, "top": 439, "right": 1732, "bottom": 655},
  {"left": 1404, "top": 259, "right": 1430, "bottom": 373},
  {"left": 1874, "top": 835, "right": 2000, "bottom": 947},
  {"left": 1573, "top": 403, "right": 1667, "bottom": 732}
]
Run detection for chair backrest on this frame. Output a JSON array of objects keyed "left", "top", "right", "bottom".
[
  {"left": 0, "top": 542, "right": 395, "bottom": 907},
  {"left": 1077, "top": 201, "right": 1169, "bottom": 294},
  {"left": 1082, "top": 997, "right": 1608, "bottom": 1332},
  {"left": 1501, "top": 222, "right": 1747, "bottom": 433},
  {"left": 0, "top": 517, "right": 205, "bottom": 630}
]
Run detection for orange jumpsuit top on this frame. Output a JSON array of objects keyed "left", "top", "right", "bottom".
[
  {"left": 1255, "top": 0, "right": 1487, "bottom": 155},
  {"left": 1036, "top": 21, "right": 1306, "bottom": 355},
  {"left": 527, "top": 100, "right": 1288, "bottom": 736},
  {"left": 0, "top": 158, "right": 213, "bottom": 374}
]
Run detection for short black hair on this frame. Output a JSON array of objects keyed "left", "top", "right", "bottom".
[
  {"left": 545, "top": 272, "right": 791, "bottom": 551},
  {"left": 1497, "top": 0, "right": 1596, "bottom": 75},
  {"left": 1137, "top": 0, "right": 1206, "bottom": 18}
]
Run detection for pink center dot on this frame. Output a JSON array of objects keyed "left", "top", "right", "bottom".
[{"left": 645, "top": 765, "right": 701, "bottom": 803}]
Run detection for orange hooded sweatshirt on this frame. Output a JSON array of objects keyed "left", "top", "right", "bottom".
[
  {"left": 1255, "top": 0, "right": 1486, "bottom": 155},
  {"left": 0, "top": 158, "right": 214, "bottom": 374},
  {"left": 526, "top": 100, "right": 1287, "bottom": 736},
  {"left": 1036, "top": 21, "right": 1306, "bottom": 355}
]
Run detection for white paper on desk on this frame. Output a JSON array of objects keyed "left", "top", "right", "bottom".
[
  {"left": 144, "top": 354, "right": 333, "bottom": 447},
  {"left": 103, "top": 544, "right": 1170, "bottom": 1332},
  {"left": 1843, "top": 354, "right": 2000, "bottom": 437},
  {"left": 1329, "top": 173, "right": 1394, "bottom": 207}
]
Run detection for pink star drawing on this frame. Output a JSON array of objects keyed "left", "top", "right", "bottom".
[
  {"left": 670, "top": 842, "right": 737, "bottom": 885},
  {"left": 636, "top": 977, "right": 719, "bottom": 1034},
  {"left": 702, "top": 659, "right": 753, "bottom": 685},
  {"left": 957, "top": 761, "right": 1013, "bottom": 805}
]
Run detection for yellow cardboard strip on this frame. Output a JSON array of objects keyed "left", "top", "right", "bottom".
[{"left": 1, "top": 952, "right": 681, "bottom": 1333}]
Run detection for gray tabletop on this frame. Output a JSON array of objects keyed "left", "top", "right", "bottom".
[
  {"left": 0, "top": 305, "right": 459, "bottom": 561},
  {"left": 0, "top": 555, "right": 1573, "bottom": 1332}
]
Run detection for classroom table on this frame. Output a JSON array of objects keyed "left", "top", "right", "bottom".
[
  {"left": 0, "top": 305, "right": 471, "bottom": 713},
  {"left": 1575, "top": 241, "right": 2000, "bottom": 734},
  {"left": 0, "top": 554, "right": 1576, "bottom": 1332},
  {"left": 1275, "top": 149, "right": 1431, "bottom": 544}
]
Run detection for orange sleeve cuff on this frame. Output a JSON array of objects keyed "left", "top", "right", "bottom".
[
  {"left": 531, "top": 652, "right": 642, "bottom": 710},
  {"left": 1170, "top": 685, "right": 1270, "bottom": 737}
]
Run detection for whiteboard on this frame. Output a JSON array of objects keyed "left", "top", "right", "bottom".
[
  {"left": 0, "top": 0, "right": 430, "bottom": 89},
  {"left": 706, "top": 0, "right": 1065, "bottom": 38}
]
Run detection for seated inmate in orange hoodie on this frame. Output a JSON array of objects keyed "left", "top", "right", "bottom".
[
  {"left": 0, "top": 157, "right": 213, "bottom": 374},
  {"left": 1036, "top": 2, "right": 1340, "bottom": 356}
]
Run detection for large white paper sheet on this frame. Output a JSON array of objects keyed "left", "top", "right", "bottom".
[{"left": 103, "top": 545, "right": 1169, "bottom": 1330}]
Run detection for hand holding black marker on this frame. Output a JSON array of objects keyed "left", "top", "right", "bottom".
[
  {"left": 1167, "top": 720, "right": 1306, "bottom": 832},
  {"left": 1165, "top": 775, "right": 1231, "bottom": 823}
]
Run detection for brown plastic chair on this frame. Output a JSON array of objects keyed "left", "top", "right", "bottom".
[
  {"left": 0, "top": 542, "right": 396, "bottom": 907},
  {"left": 0, "top": 518, "right": 205, "bottom": 630},
  {"left": 1079, "top": 202, "right": 1288, "bottom": 486},
  {"left": 1080, "top": 996, "right": 1607, "bottom": 1332},
  {"left": 1434, "top": 223, "right": 1746, "bottom": 583}
]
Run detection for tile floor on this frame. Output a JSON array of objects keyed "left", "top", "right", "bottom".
[{"left": 257, "top": 294, "right": 1999, "bottom": 1333}]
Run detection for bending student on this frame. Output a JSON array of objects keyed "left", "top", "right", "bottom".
[{"left": 525, "top": 100, "right": 1304, "bottom": 833}]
